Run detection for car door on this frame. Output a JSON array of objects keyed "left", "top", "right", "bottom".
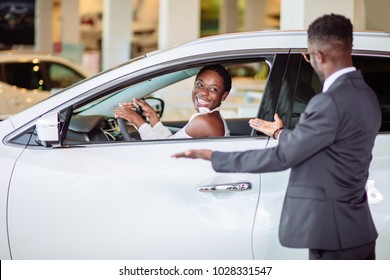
[
  {"left": 6, "top": 55, "right": 290, "bottom": 260},
  {"left": 354, "top": 54, "right": 390, "bottom": 260},
  {"left": 253, "top": 51, "right": 314, "bottom": 260},
  {"left": 252, "top": 51, "right": 390, "bottom": 260},
  {"left": 7, "top": 137, "right": 265, "bottom": 259}
]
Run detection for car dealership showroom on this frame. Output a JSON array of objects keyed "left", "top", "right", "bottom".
[{"left": 1, "top": 0, "right": 389, "bottom": 279}]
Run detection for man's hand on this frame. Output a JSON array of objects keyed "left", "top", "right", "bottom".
[
  {"left": 171, "top": 149, "right": 213, "bottom": 161},
  {"left": 249, "top": 113, "right": 284, "bottom": 137}
]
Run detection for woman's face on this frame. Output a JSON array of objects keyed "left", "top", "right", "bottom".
[{"left": 192, "top": 69, "right": 228, "bottom": 112}]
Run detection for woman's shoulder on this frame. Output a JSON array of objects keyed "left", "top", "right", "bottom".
[
  {"left": 193, "top": 111, "right": 222, "bottom": 124},
  {"left": 186, "top": 112, "right": 225, "bottom": 137}
]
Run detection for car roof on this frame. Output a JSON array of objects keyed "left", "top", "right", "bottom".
[
  {"left": 0, "top": 50, "right": 64, "bottom": 61},
  {"left": 147, "top": 30, "right": 390, "bottom": 58}
]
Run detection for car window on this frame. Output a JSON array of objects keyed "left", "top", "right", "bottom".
[
  {"left": 353, "top": 55, "right": 390, "bottom": 132},
  {"left": 289, "top": 55, "right": 322, "bottom": 129},
  {"left": 7, "top": 59, "right": 273, "bottom": 147},
  {"left": 2, "top": 62, "right": 46, "bottom": 91},
  {"left": 62, "top": 61, "right": 270, "bottom": 143},
  {"left": 157, "top": 62, "right": 269, "bottom": 122},
  {"left": 290, "top": 53, "right": 390, "bottom": 131},
  {"left": 44, "top": 62, "right": 85, "bottom": 89}
]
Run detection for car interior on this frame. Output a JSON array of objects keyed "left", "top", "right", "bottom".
[{"left": 58, "top": 61, "right": 270, "bottom": 144}]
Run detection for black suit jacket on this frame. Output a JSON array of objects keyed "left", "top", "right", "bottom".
[{"left": 212, "top": 70, "right": 381, "bottom": 250}]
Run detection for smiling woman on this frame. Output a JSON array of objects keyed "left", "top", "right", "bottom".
[{"left": 114, "top": 64, "right": 232, "bottom": 139}]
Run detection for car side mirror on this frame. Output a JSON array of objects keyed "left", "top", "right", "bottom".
[
  {"left": 145, "top": 97, "right": 164, "bottom": 118},
  {"left": 36, "top": 112, "right": 60, "bottom": 147}
]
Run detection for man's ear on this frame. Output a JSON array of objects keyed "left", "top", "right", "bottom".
[{"left": 315, "top": 50, "right": 326, "bottom": 63}]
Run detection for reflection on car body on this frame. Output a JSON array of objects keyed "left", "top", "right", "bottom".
[{"left": 0, "top": 30, "right": 389, "bottom": 260}]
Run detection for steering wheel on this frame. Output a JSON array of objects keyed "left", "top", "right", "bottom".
[
  {"left": 117, "top": 118, "right": 134, "bottom": 141},
  {"left": 117, "top": 105, "right": 145, "bottom": 141}
]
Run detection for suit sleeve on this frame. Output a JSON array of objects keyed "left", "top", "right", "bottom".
[{"left": 212, "top": 94, "right": 340, "bottom": 173}]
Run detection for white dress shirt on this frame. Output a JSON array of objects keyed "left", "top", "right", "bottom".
[{"left": 322, "top": 67, "right": 356, "bottom": 92}]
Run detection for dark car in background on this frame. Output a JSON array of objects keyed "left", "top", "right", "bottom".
[{"left": 0, "top": 51, "right": 88, "bottom": 119}]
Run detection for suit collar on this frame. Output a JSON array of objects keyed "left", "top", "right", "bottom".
[{"left": 323, "top": 67, "right": 356, "bottom": 92}]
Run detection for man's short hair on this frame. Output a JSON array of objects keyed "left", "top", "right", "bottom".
[{"left": 308, "top": 13, "right": 353, "bottom": 50}]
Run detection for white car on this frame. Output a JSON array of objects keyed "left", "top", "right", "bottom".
[
  {"left": 0, "top": 31, "right": 389, "bottom": 260},
  {"left": 0, "top": 51, "right": 88, "bottom": 120}
]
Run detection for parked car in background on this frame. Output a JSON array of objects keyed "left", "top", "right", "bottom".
[
  {"left": 0, "top": 31, "right": 389, "bottom": 260},
  {"left": 0, "top": 51, "right": 89, "bottom": 120}
]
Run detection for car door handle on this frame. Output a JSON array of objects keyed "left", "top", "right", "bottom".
[{"left": 198, "top": 182, "right": 252, "bottom": 192}]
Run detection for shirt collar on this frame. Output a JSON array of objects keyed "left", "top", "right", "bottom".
[
  {"left": 198, "top": 107, "right": 220, "bottom": 114},
  {"left": 322, "top": 67, "right": 356, "bottom": 92}
]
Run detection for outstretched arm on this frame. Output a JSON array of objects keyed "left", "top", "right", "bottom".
[{"left": 171, "top": 149, "right": 213, "bottom": 160}]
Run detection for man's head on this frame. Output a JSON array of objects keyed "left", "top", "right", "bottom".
[
  {"left": 305, "top": 14, "right": 354, "bottom": 81},
  {"left": 308, "top": 13, "right": 353, "bottom": 51}
]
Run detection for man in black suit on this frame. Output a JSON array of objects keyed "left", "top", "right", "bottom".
[{"left": 172, "top": 14, "right": 381, "bottom": 260}]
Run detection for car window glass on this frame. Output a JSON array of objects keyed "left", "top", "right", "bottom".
[
  {"left": 353, "top": 55, "right": 390, "bottom": 132},
  {"left": 45, "top": 62, "right": 85, "bottom": 89},
  {"left": 156, "top": 62, "right": 269, "bottom": 122},
  {"left": 3, "top": 62, "right": 46, "bottom": 91},
  {"left": 62, "top": 62, "right": 270, "bottom": 144},
  {"left": 63, "top": 69, "right": 201, "bottom": 143},
  {"left": 290, "top": 56, "right": 322, "bottom": 128},
  {"left": 75, "top": 69, "right": 194, "bottom": 116},
  {"left": 292, "top": 54, "right": 390, "bottom": 132}
]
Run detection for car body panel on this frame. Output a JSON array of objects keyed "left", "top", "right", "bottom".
[
  {"left": 0, "top": 118, "right": 21, "bottom": 260},
  {"left": 7, "top": 138, "right": 265, "bottom": 259},
  {"left": 368, "top": 134, "right": 390, "bottom": 259}
]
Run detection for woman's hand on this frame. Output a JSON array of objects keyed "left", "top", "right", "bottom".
[
  {"left": 114, "top": 103, "right": 145, "bottom": 128},
  {"left": 133, "top": 98, "right": 160, "bottom": 126},
  {"left": 115, "top": 98, "right": 161, "bottom": 128},
  {"left": 249, "top": 114, "right": 284, "bottom": 137}
]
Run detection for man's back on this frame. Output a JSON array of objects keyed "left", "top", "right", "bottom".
[{"left": 279, "top": 70, "right": 381, "bottom": 250}]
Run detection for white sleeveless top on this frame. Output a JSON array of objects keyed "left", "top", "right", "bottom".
[{"left": 138, "top": 107, "right": 230, "bottom": 140}]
